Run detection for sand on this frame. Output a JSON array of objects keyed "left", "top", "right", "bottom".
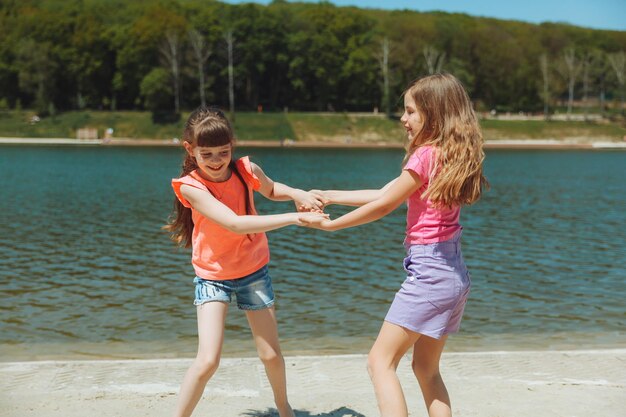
[{"left": 1, "top": 349, "right": 624, "bottom": 417}]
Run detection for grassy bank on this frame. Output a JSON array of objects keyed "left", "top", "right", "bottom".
[
  {"left": 1, "top": 110, "right": 625, "bottom": 143},
  {"left": 481, "top": 119, "right": 626, "bottom": 141}
]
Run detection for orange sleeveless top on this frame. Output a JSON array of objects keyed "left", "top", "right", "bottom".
[{"left": 171, "top": 157, "right": 270, "bottom": 280}]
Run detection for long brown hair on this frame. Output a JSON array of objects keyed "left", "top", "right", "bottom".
[
  {"left": 164, "top": 106, "right": 252, "bottom": 247},
  {"left": 403, "top": 73, "right": 488, "bottom": 207}
]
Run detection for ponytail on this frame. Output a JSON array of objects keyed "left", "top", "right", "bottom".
[{"left": 163, "top": 153, "right": 198, "bottom": 248}]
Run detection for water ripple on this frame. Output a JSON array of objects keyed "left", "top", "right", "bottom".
[{"left": 1, "top": 147, "right": 625, "bottom": 358}]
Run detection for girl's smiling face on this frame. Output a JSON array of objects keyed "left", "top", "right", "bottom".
[
  {"left": 400, "top": 93, "right": 424, "bottom": 141},
  {"left": 185, "top": 143, "right": 232, "bottom": 182}
]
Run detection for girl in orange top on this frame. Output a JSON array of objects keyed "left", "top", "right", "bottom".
[{"left": 165, "top": 107, "right": 327, "bottom": 417}]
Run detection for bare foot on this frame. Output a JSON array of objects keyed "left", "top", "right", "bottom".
[{"left": 277, "top": 403, "right": 295, "bottom": 417}]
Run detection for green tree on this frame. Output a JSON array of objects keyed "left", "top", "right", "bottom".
[
  {"left": 287, "top": 3, "right": 377, "bottom": 110},
  {"left": 608, "top": 51, "right": 625, "bottom": 115},
  {"left": 1, "top": 0, "right": 625, "bottom": 114},
  {"left": 16, "top": 38, "right": 57, "bottom": 115},
  {"left": 140, "top": 67, "right": 178, "bottom": 122}
]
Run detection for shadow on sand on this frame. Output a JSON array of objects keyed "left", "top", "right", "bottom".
[{"left": 241, "top": 406, "right": 367, "bottom": 417}]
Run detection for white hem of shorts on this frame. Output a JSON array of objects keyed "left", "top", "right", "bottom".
[{"left": 237, "top": 300, "right": 275, "bottom": 311}]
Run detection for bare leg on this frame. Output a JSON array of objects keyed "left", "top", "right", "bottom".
[
  {"left": 246, "top": 307, "right": 294, "bottom": 417},
  {"left": 411, "top": 335, "right": 451, "bottom": 417},
  {"left": 367, "top": 321, "right": 421, "bottom": 417},
  {"left": 173, "top": 302, "right": 228, "bottom": 417}
]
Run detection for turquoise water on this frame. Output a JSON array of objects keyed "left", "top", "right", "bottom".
[{"left": 0, "top": 146, "right": 624, "bottom": 360}]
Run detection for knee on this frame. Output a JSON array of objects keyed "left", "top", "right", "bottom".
[
  {"left": 411, "top": 357, "right": 439, "bottom": 383},
  {"left": 367, "top": 351, "right": 390, "bottom": 378},
  {"left": 194, "top": 355, "right": 220, "bottom": 379},
  {"left": 366, "top": 355, "right": 375, "bottom": 378},
  {"left": 258, "top": 348, "right": 283, "bottom": 368}
]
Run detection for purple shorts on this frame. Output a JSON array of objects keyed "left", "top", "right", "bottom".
[{"left": 385, "top": 230, "right": 471, "bottom": 339}]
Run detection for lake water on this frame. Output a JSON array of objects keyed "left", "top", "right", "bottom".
[{"left": 0, "top": 145, "right": 624, "bottom": 360}]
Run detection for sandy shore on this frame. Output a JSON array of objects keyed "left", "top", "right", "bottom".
[
  {"left": 1, "top": 137, "right": 626, "bottom": 149},
  {"left": 1, "top": 349, "right": 624, "bottom": 417}
]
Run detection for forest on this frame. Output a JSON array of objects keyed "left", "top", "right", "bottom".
[{"left": 1, "top": 0, "right": 625, "bottom": 117}]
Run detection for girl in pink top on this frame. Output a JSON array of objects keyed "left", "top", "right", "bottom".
[
  {"left": 310, "top": 73, "right": 488, "bottom": 417},
  {"left": 165, "top": 107, "right": 326, "bottom": 417}
]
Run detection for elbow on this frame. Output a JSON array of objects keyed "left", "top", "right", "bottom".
[
  {"left": 222, "top": 219, "right": 246, "bottom": 234},
  {"left": 224, "top": 223, "right": 240, "bottom": 234},
  {"left": 373, "top": 204, "right": 395, "bottom": 219},
  {"left": 264, "top": 187, "right": 280, "bottom": 201}
]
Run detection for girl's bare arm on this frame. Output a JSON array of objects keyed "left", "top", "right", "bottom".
[
  {"left": 308, "top": 171, "right": 421, "bottom": 231},
  {"left": 310, "top": 178, "right": 398, "bottom": 207},
  {"left": 252, "top": 162, "right": 325, "bottom": 211},
  {"left": 181, "top": 185, "right": 327, "bottom": 234}
]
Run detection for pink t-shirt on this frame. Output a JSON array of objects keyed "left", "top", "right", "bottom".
[{"left": 404, "top": 146, "right": 461, "bottom": 244}]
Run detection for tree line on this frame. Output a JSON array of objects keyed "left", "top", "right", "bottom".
[{"left": 1, "top": 0, "right": 625, "bottom": 118}]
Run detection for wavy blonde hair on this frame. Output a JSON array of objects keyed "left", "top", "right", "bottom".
[{"left": 403, "top": 73, "right": 488, "bottom": 207}]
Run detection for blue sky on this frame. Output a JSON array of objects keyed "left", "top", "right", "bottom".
[{"left": 223, "top": 0, "right": 626, "bottom": 31}]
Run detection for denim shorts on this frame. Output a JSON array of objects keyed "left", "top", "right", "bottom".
[
  {"left": 193, "top": 265, "right": 275, "bottom": 310},
  {"left": 385, "top": 230, "right": 471, "bottom": 339}
]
